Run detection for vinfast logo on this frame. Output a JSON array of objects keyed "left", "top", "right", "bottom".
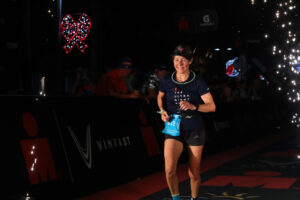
[
  {"left": 67, "top": 124, "right": 132, "bottom": 169},
  {"left": 67, "top": 124, "right": 92, "bottom": 169}
]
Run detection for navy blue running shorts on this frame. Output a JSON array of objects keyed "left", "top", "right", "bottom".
[{"left": 164, "top": 130, "right": 205, "bottom": 146}]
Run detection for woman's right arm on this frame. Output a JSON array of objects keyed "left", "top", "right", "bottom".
[
  {"left": 157, "top": 91, "right": 170, "bottom": 122},
  {"left": 157, "top": 91, "right": 165, "bottom": 111}
]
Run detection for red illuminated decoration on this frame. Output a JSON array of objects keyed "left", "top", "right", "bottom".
[
  {"left": 178, "top": 16, "right": 189, "bottom": 32},
  {"left": 226, "top": 65, "right": 234, "bottom": 76},
  {"left": 60, "top": 13, "right": 92, "bottom": 54},
  {"left": 20, "top": 112, "right": 57, "bottom": 184}
]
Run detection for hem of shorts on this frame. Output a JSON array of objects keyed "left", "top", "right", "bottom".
[
  {"left": 164, "top": 136, "right": 184, "bottom": 144},
  {"left": 186, "top": 143, "right": 205, "bottom": 146}
]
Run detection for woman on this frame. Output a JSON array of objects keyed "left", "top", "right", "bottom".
[{"left": 157, "top": 44, "right": 216, "bottom": 200}]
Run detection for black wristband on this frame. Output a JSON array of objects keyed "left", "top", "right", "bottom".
[{"left": 194, "top": 104, "right": 199, "bottom": 111}]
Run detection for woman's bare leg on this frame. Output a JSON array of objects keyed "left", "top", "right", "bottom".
[
  {"left": 164, "top": 138, "right": 184, "bottom": 195},
  {"left": 187, "top": 145, "right": 204, "bottom": 198}
]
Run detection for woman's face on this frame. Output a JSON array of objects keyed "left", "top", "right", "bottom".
[{"left": 173, "top": 55, "right": 192, "bottom": 74}]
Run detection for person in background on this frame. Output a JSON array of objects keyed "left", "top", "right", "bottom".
[
  {"left": 234, "top": 80, "right": 249, "bottom": 102},
  {"left": 71, "top": 66, "right": 95, "bottom": 96},
  {"left": 141, "top": 64, "right": 170, "bottom": 100},
  {"left": 222, "top": 82, "right": 234, "bottom": 103},
  {"left": 157, "top": 44, "right": 216, "bottom": 200},
  {"left": 95, "top": 57, "right": 139, "bottom": 98},
  {"left": 249, "top": 79, "right": 263, "bottom": 101}
]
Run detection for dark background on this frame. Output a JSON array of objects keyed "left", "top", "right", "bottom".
[
  {"left": 0, "top": 0, "right": 298, "bottom": 95},
  {"left": 1, "top": 1, "right": 299, "bottom": 198}
]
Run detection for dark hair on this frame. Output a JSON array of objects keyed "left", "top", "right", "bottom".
[{"left": 171, "top": 44, "right": 194, "bottom": 60}]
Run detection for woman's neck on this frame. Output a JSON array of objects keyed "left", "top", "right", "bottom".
[{"left": 176, "top": 71, "right": 190, "bottom": 82}]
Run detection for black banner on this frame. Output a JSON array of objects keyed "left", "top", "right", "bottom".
[{"left": 0, "top": 96, "right": 290, "bottom": 199}]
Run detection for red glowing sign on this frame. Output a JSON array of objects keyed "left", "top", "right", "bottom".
[{"left": 60, "top": 13, "right": 91, "bottom": 54}]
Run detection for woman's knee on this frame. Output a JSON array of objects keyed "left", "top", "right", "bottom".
[
  {"left": 188, "top": 167, "right": 201, "bottom": 180},
  {"left": 165, "top": 165, "right": 177, "bottom": 178}
]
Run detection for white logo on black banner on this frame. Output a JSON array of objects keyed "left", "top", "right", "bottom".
[{"left": 67, "top": 124, "right": 92, "bottom": 169}]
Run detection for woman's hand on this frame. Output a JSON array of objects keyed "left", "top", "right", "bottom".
[
  {"left": 179, "top": 101, "right": 196, "bottom": 111},
  {"left": 161, "top": 110, "right": 170, "bottom": 122}
]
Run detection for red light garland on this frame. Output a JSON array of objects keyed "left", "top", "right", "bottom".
[{"left": 60, "top": 13, "right": 91, "bottom": 54}]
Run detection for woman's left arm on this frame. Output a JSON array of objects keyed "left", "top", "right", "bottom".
[
  {"left": 196, "top": 92, "right": 216, "bottom": 113},
  {"left": 179, "top": 92, "right": 216, "bottom": 112}
]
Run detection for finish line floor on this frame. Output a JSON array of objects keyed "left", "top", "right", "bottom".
[{"left": 78, "top": 130, "right": 300, "bottom": 200}]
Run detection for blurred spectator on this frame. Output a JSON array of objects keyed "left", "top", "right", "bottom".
[
  {"left": 235, "top": 81, "right": 248, "bottom": 101},
  {"left": 221, "top": 83, "right": 234, "bottom": 103},
  {"left": 71, "top": 66, "right": 95, "bottom": 96},
  {"left": 124, "top": 66, "right": 145, "bottom": 94},
  {"left": 95, "top": 57, "right": 139, "bottom": 98},
  {"left": 141, "top": 64, "right": 170, "bottom": 100},
  {"left": 208, "top": 81, "right": 223, "bottom": 103},
  {"left": 248, "top": 79, "right": 263, "bottom": 101}
]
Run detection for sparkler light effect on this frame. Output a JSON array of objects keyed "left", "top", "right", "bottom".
[{"left": 251, "top": 0, "right": 300, "bottom": 126}]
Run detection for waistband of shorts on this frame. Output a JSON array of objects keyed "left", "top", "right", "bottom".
[{"left": 170, "top": 112, "right": 201, "bottom": 119}]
